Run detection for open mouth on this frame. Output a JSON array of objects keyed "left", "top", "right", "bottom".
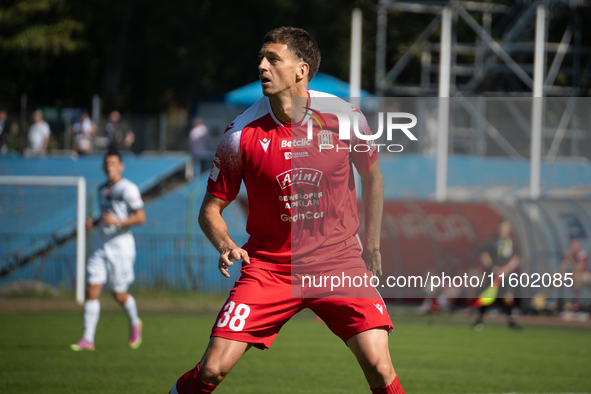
[{"left": 260, "top": 76, "right": 271, "bottom": 85}]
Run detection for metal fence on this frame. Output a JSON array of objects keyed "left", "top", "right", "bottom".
[
  {"left": 1, "top": 103, "right": 245, "bottom": 156},
  {"left": 0, "top": 233, "right": 243, "bottom": 294}
]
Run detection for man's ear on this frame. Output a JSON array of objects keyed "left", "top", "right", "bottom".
[{"left": 296, "top": 62, "right": 310, "bottom": 82}]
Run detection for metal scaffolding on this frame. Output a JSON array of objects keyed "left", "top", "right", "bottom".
[
  {"left": 375, "top": 0, "right": 591, "bottom": 200},
  {"left": 376, "top": 0, "right": 591, "bottom": 97}
]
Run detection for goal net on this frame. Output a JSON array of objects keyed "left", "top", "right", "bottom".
[{"left": 0, "top": 176, "right": 86, "bottom": 304}]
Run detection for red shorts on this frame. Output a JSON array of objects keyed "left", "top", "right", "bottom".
[{"left": 210, "top": 265, "right": 393, "bottom": 349}]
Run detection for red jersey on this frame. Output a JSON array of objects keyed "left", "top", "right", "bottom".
[{"left": 207, "top": 90, "right": 377, "bottom": 271}]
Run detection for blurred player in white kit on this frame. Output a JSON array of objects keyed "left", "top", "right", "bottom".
[{"left": 71, "top": 148, "right": 146, "bottom": 351}]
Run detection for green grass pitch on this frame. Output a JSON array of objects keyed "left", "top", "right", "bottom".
[{"left": 0, "top": 309, "right": 590, "bottom": 393}]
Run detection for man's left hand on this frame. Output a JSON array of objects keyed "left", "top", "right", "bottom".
[
  {"left": 362, "top": 248, "right": 382, "bottom": 277},
  {"left": 101, "top": 211, "right": 119, "bottom": 226}
]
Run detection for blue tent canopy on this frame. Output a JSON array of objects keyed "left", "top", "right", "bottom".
[{"left": 224, "top": 72, "right": 374, "bottom": 107}]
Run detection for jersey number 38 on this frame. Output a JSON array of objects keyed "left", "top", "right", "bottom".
[{"left": 216, "top": 301, "right": 251, "bottom": 331}]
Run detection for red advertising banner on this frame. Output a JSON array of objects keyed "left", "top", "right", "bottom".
[{"left": 360, "top": 201, "right": 502, "bottom": 284}]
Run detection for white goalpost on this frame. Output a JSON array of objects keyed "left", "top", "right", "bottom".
[{"left": 0, "top": 175, "right": 87, "bottom": 305}]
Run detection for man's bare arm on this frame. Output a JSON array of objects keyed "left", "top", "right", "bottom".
[
  {"left": 480, "top": 251, "right": 493, "bottom": 268},
  {"left": 41, "top": 136, "right": 49, "bottom": 153},
  {"left": 503, "top": 254, "right": 520, "bottom": 273},
  {"left": 199, "top": 191, "right": 250, "bottom": 278},
  {"left": 358, "top": 159, "right": 384, "bottom": 276},
  {"left": 102, "top": 208, "right": 146, "bottom": 227}
]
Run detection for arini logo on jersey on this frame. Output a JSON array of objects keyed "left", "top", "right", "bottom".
[
  {"left": 276, "top": 168, "right": 322, "bottom": 189},
  {"left": 259, "top": 138, "right": 271, "bottom": 152}
]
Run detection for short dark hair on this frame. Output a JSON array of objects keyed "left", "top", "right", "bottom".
[
  {"left": 263, "top": 27, "right": 321, "bottom": 81},
  {"left": 104, "top": 144, "right": 122, "bottom": 162}
]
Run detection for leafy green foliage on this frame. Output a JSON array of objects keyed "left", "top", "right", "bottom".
[
  {"left": 0, "top": 0, "right": 84, "bottom": 54},
  {"left": 5, "top": 0, "right": 585, "bottom": 113},
  {"left": 0, "top": 0, "right": 387, "bottom": 112}
]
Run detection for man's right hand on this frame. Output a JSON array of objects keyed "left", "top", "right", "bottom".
[
  {"left": 362, "top": 248, "right": 382, "bottom": 277},
  {"left": 219, "top": 247, "right": 250, "bottom": 278}
]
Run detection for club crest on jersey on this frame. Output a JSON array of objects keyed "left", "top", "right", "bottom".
[
  {"left": 317, "top": 129, "right": 333, "bottom": 149},
  {"left": 259, "top": 138, "right": 271, "bottom": 152},
  {"left": 276, "top": 168, "right": 322, "bottom": 190}
]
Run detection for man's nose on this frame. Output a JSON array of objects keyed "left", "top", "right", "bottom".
[{"left": 258, "top": 58, "right": 269, "bottom": 72}]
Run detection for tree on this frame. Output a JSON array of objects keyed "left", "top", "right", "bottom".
[
  {"left": 0, "top": 0, "right": 84, "bottom": 54},
  {"left": 0, "top": 0, "right": 85, "bottom": 110}
]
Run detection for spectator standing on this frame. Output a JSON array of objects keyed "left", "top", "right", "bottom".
[
  {"left": 105, "top": 111, "right": 135, "bottom": 151},
  {"left": 27, "top": 110, "right": 51, "bottom": 155},
  {"left": 73, "top": 111, "right": 96, "bottom": 155},
  {"left": 188, "top": 117, "right": 210, "bottom": 172},
  {"left": 559, "top": 236, "right": 589, "bottom": 311},
  {"left": 0, "top": 109, "right": 9, "bottom": 154}
]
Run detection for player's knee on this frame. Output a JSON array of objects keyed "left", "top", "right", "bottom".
[
  {"left": 112, "top": 292, "right": 128, "bottom": 304},
  {"left": 200, "top": 361, "right": 230, "bottom": 384},
  {"left": 86, "top": 285, "right": 101, "bottom": 300},
  {"left": 364, "top": 360, "right": 395, "bottom": 387}
]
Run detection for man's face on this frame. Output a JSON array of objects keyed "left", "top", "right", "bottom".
[
  {"left": 498, "top": 221, "right": 512, "bottom": 238},
  {"left": 109, "top": 111, "right": 121, "bottom": 123},
  {"left": 258, "top": 43, "right": 304, "bottom": 97},
  {"left": 570, "top": 238, "right": 581, "bottom": 251},
  {"left": 103, "top": 155, "right": 124, "bottom": 182},
  {"left": 0, "top": 111, "right": 6, "bottom": 122}
]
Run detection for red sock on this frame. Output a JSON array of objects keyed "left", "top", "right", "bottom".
[
  {"left": 172, "top": 363, "right": 218, "bottom": 394},
  {"left": 370, "top": 375, "right": 405, "bottom": 394}
]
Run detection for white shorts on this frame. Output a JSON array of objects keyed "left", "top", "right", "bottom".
[{"left": 87, "top": 247, "right": 135, "bottom": 293}]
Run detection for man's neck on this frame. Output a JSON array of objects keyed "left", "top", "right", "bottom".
[
  {"left": 108, "top": 176, "right": 122, "bottom": 186},
  {"left": 268, "top": 84, "right": 308, "bottom": 124}
]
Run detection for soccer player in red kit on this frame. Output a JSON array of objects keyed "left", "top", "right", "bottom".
[{"left": 168, "top": 27, "right": 404, "bottom": 394}]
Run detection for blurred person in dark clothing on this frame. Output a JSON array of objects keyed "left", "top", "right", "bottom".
[
  {"left": 0, "top": 109, "right": 10, "bottom": 154},
  {"left": 106, "top": 111, "right": 135, "bottom": 151},
  {"left": 472, "top": 219, "right": 522, "bottom": 331}
]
